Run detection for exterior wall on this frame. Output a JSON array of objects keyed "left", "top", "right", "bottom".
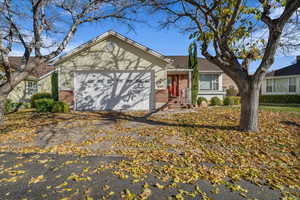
[
  {"left": 223, "top": 73, "right": 238, "bottom": 91},
  {"left": 155, "top": 89, "right": 168, "bottom": 108},
  {"left": 7, "top": 81, "right": 27, "bottom": 102},
  {"left": 261, "top": 75, "right": 300, "bottom": 95},
  {"left": 38, "top": 75, "right": 52, "bottom": 93},
  {"left": 57, "top": 36, "right": 169, "bottom": 108},
  {"left": 59, "top": 90, "right": 74, "bottom": 105},
  {"left": 58, "top": 36, "right": 168, "bottom": 90}
]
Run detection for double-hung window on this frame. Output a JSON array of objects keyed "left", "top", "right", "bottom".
[
  {"left": 289, "top": 77, "right": 296, "bottom": 92},
  {"left": 266, "top": 79, "right": 273, "bottom": 92},
  {"left": 26, "top": 81, "right": 38, "bottom": 96},
  {"left": 200, "top": 74, "right": 219, "bottom": 90},
  {"left": 266, "top": 77, "right": 297, "bottom": 93}
]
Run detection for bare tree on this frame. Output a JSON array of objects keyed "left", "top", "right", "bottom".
[
  {"left": 0, "top": 0, "right": 139, "bottom": 123},
  {"left": 143, "top": 0, "right": 300, "bottom": 132}
]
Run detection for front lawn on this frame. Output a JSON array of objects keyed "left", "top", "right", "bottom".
[
  {"left": 0, "top": 108, "right": 299, "bottom": 199},
  {"left": 259, "top": 105, "right": 300, "bottom": 116}
]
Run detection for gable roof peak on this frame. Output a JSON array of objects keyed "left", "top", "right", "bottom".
[{"left": 53, "top": 30, "right": 172, "bottom": 64}]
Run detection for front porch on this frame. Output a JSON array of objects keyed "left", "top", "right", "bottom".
[{"left": 167, "top": 69, "right": 192, "bottom": 108}]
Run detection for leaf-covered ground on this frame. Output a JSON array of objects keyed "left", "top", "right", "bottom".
[{"left": 0, "top": 107, "right": 299, "bottom": 199}]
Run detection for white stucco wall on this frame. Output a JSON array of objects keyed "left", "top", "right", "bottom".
[
  {"left": 7, "top": 81, "right": 27, "bottom": 102},
  {"left": 38, "top": 74, "right": 52, "bottom": 93},
  {"left": 261, "top": 75, "right": 300, "bottom": 95},
  {"left": 57, "top": 36, "right": 169, "bottom": 92}
]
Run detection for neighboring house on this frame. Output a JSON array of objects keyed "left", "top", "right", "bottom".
[
  {"left": 7, "top": 57, "right": 55, "bottom": 102},
  {"left": 7, "top": 31, "right": 237, "bottom": 111},
  {"left": 261, "top": 56, "right": 300, "bottom": 95}
]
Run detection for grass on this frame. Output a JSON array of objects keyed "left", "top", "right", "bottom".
[{"left": 259, "top": 105, "right": 300, "bottom": 116}]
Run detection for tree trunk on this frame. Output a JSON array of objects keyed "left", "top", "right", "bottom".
[
  {"left": 239, "top": 82, "right": 261, "bottom": 132},
  {"left": 0, "top": 95, "right": 6, "bottom": 125}
]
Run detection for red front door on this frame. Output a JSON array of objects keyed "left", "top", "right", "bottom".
[{"left": 167, "top": 75, "right": 179, "bottom": 97}]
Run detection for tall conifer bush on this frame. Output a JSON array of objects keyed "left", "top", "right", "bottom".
[
  {"left": 188, "top": 42, "right": 199, "bottom": 105},
  {"left": 51, "top": 71, "right": 59, "bottom": 101}
]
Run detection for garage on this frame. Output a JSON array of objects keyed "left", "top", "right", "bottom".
[{"left": 74, "top": 70, "right": 154, "bottom": 111}]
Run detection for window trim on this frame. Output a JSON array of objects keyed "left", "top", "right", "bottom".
[
  {"left": 266, "top": 77, "right": 297, "bottom": 94},
  {"left": 26, "top": 80, "right": 38, "bottom": 96},
  {"left": 199, "top": 73, "right": 220, "bottom": 91}
]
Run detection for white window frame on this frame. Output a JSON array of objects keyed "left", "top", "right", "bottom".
[
  {"left": 199, "top": 74, "right": 220, "bottom": 91},
  {"left": 289, "top": 77, "right": 296, "bottom": 92},
  {"left": 26, "top": 81, "right": 38, "bottom": 96},
  {"left": 266, "top": 77, "right": 297, "bottom": 94}
]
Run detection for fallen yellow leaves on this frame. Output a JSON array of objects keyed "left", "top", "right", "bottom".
[
  {"left": 0, "top": 108, "right": 299, "bottom": 199},
  {"left": 29, "top": 175, "right": 45, "bottom": 184}
]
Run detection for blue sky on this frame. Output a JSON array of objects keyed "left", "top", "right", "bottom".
[{"left": 10, "top": 6, "right": 298, "bottom": 73}]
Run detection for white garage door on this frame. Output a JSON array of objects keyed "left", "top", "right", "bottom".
[{"left": 74, "top": 71, "right": 154, "bottom": 111}]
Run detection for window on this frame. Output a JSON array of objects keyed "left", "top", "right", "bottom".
[
  {"left": 26, "top": 81, "right": 37, "bottom": 96},
  {"left": 266, "top": 79, "right": 273, "bottom": 92},
  {"left": 274, "top": 78, "right": 289, "bottom": 92},
  {"left": 200, "top": 74, "right": 219, "bottom": 90},
  {"left": 289, "top": 77, "right": 296, "bottom": 92},
  {"left": 266, "top": 77, "right": 297, "bottom": 93}
]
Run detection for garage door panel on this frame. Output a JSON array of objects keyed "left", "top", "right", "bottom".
[{"left": 74, "top": 71, "right": 153, "bottom": 111}]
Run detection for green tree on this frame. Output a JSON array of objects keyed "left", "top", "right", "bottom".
[
  {"left": 51, "top": 71, "right": 59, "bottom": 101},
  {"left": 145, "top": 0, "right": 300, "bottom": 132},
  {"left": 188, "top": 42, "right": 199, "bottom": 105}
]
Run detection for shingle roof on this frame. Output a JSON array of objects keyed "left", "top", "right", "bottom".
[
  {"left": 266, "top": 63, "right": 300, "bottom": 77},
  {"left": 166, "top": 56, "right": 223, "bottom": 72},
  {"left": 8, "top": 57, "right": 55, "bottom": 78}
]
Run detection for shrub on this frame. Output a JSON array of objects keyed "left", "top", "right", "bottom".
[
  {"left": 51, "top": 101, "right": 70, "bottom": 113},
  {"left": 231, "top": 96, "right": 241, "bottom": 105},
  {"left": 210, "top": 97, "right": 222, "bottom": 106},
  {"left": 4, "top": 99, "right": 15, "bottom": 113},
  {"left": 223, "top": 96, "right": 235, "bottom": 106},
  {"left": 226, "top": 86, "right": 238, "bottom": 96},
  {"left": 21, "top": 102, "right": 31, "bottom": 109},
  {"left": 31, "top": 92, "right": 52, "bottom": 108},
  {"left": 197, "top": 97, "right": 208, "bottom": 106},
  {"left": 51, "top": 72, "right": 59, "bottom": 101},
  {"left": 260, "top": 95, "right": 300, "bottom": 104},
  {"left": 35, "top": 98, "right": 54, "bottom": 112}
]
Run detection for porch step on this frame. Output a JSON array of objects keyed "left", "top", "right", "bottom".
[{"left": 167, "top": 102, "right": 191, "bottom": 109}]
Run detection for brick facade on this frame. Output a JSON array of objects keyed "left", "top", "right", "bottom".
[
  {"left": 59, "top": 90, "right": 74, "bottom": 105},
  {"left": 223, "top": 74, "right": 238, "bottom": 90},
  {"left": 155, "top": 89, "right": 168, "bottom": 103}
]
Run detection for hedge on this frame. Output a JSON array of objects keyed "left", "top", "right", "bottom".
[
  {"left": 231, "top": 96, "right": 241, "bottom": 105},
  {"left": 197, "top": 97, "right": 208, "bottom": 106},
  {"left": 210, "top": 97, "right": 222, "bottom": 106},
  {"left": 223, "top": 96, "right": 235, "bottom": 106},
  {"left": 4, "top": 99, "right": 15, "bottom": 113},
  {"left": 226, "top": 86, "right": 238, "bottom": 96},
  {"left": 30, "top": 92, "right": 52, "bottom": 108},
  {"left": 52, "top": 101, "right": 70, "bottom": 113},
  {"left": 35, "top": 98, "right": 54, "bottom": 112},
  {"left": 259, "top": 95, "right": 300, "bottom": 104}
]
